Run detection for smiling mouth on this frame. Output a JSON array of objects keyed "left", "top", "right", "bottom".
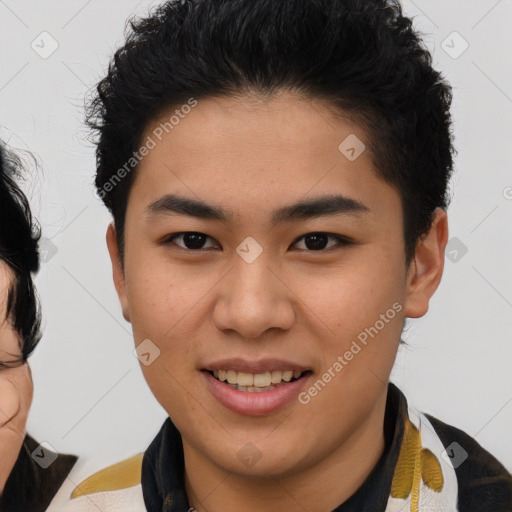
[{"left": 205, "top": 369, "right": 311, "bottom": 393}]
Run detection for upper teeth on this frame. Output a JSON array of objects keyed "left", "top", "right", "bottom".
[{"left": 213, "top": 370, "right": 302, "bottom": 387}]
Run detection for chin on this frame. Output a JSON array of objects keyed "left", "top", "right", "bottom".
[{"left": 206, "top": 438, "right": 305, "bottom": 478}]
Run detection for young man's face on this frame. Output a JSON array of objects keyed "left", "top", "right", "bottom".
[
  {"left": 0, "top": 262, "right": 33, "bottom": 491},
  {"left": 107, "top": 92, "right": 447, "bottom": 478}
]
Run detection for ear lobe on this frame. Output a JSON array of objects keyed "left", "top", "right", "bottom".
[
  {"left": 105, "top": 222, "right": 131, "bottom": 323},
  {"left": 403, "top": 208, "right": 449, "bottom": 319}
]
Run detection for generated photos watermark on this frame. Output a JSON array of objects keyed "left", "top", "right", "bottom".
[
  {"left": 95, "top": 98, "right": 198, "bottom": 200},
  {"left": 298, "top": 301, "right": 403, "bottom": 405}
]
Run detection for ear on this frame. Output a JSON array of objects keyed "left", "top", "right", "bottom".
[
  {"left": 106, "top": 222, "right": 131, "bottom": 323},
  {"left": 403, "top": 208, "right": 449, "bottom": 318}
]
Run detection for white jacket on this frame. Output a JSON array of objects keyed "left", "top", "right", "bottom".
[{"left": 47, "top": 453, "right": 146, "bottom": 511}]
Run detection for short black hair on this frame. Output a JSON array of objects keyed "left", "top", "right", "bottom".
[
  {"left": 0, "top": 140, "right": 42, "bottom": 359},
  {"left": 87, "top": 0, "right": 455, "bottom": 265}
]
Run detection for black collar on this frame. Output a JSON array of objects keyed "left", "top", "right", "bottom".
[{"left": 0, "top": 434, "right": 77, "bottom": 512}]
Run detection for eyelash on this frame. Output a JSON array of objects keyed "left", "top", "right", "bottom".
[
  {"left": 162, "top": 232, "right": 353, "bottom": 252},
  {"left": 0, "top": 359, "right": 24, "bottom": 370}
]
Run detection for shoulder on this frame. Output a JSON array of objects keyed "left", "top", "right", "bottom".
[
  {"left": 425, "top": 413, "right": 512, "bottom": 512},
  {"left": 1, "top": 434, "right": 78, "bottom": 512},
  {"left": 47, "top": 453, "right": 146, "bottom": 511},
  {"left": 70, "top": 452, "right": 144, "bottom": 499}
]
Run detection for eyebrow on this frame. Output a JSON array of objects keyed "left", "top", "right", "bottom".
[{"left": 146, "top": 193, "right": 369, "bottom": 225}]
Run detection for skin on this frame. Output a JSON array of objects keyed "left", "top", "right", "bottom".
[
  {"left": 0, "top": 262, "right": 33, "bottom": 493},
  {"left": 106, "top": 91, "right": 448, "bottom": 512}
]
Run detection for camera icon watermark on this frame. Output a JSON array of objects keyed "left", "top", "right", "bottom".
[
  {"left": 31, "top": 441, "right": 58, "bottom": 469},
  {"left": 237, "top": 442, "right": 262, "bottom": 468},
  {"left": 236, "top": 237, "right": 263, "bottom": 264},
  {"left": 31, "top": 32, "right": 59, "bottom": 60},
  {"left": 445, "top": 237, "right": 468, "bottom": 263},
  {"left": 133, "top": 339, "right": 161, "bottom": 366},
  {"left": 441, "top": 31, "right": 469, "bottom": 59},
  {"left": 338, "top": 134, "right": 366, "bottom": 161},
  {"left": 441, "top": 441, "right": 468, "bottom": 469}
]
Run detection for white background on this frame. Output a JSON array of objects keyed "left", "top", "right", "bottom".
[{"left": 0, "top": 0, "right": 511, "bottom": 478}]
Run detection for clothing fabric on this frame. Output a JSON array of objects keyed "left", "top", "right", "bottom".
[
  {"left": 0, "top": 434, "right": 77, "bottom": 512},
  {"left": 140, "top": 382, "right": 512, "bottom": 512},
  {"left": 47, "top": 454, "right": 146, "bottom": 512},
  {"left": 63, "top": 382, "right": 512, "bottom": 511}
]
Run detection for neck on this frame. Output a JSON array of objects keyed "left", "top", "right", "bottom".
[{"left": 183, "top": 389, "right": 388, "bottom": 512}]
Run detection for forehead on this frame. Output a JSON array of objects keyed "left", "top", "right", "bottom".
[
  {"left": 130, "top": 92, "right": 400, "bottom": 222},
  {"left": 142, "top": 92, "right": 364, "bottom": 165}
]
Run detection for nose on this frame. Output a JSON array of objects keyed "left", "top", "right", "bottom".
[{"left": 212, "top": 253, "right": 296, "bottom": 340}]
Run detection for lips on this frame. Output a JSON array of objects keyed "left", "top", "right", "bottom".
[{"left": 201, "top": 358, "right": 312, "bottom": 415}]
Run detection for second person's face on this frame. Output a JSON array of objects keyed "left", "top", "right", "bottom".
[{"left": 0, "top": 262, "right": 33, "bottom": 492}]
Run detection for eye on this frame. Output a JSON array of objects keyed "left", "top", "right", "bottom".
[
  {"left": 291, "top": 232, "right": 352, "bottom": 251},
  {"left": 0, "top": 358, "right": 24, "bottom": 370},
  {"left": 164, "top": 232, "right": 220, "bottom": 251},
  {"left": 162, "top": 231, "right": 352, "bottom": 252}
]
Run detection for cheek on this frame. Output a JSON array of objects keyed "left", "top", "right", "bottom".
[
  {"left": 125, "top": 267, "right": 198, "bottom": 393},
  {"left": 295, "top": 257, "right": 406, "bottom": 333},
  {"left": 0, "top": 370, "right": 32, "bottom": 492},
  {"left": 15, "top": 365, "right": 34, "bottom": 416},
  {"left": 125, "top": 256, "right": 221, "bottom": 342},
  {"left": 0, "top": 379, "right": 22, "bottom": 426},
  {"left": 126, "top": 267, "right": 178, "bottom": 334},
  {"left": 293, "top": 256, "right": 406, "bottom": 382},
  {"left": 0, "top": 367, "right": 33, "bottom": 427}
]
